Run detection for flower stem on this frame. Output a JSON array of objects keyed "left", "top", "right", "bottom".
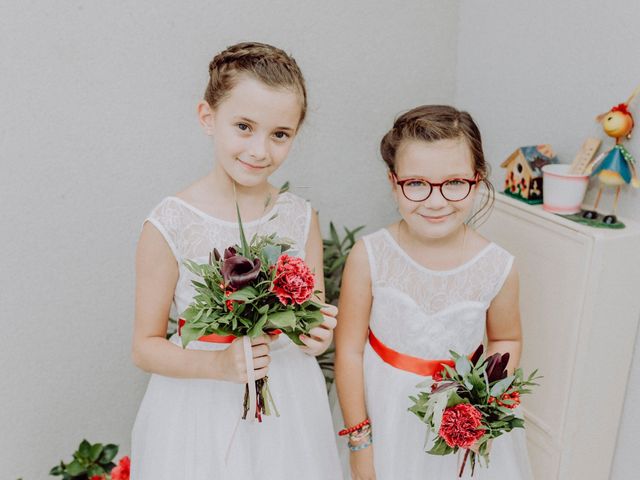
[{"left": 459, "top": 449, "right": 470, "bottom": 478}]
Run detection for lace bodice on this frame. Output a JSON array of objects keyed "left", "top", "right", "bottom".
[
  {"left": 145, "top": 192, "right": 312, "bottom": 317},
  {"left": 363, "top": 228, "right": 514, "bottom": 359}
]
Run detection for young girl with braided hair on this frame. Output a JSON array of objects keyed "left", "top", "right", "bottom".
[{"left": 131, "top": 42, "right": 341, "bottom": 480}]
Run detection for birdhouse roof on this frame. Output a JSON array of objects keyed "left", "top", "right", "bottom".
[{"left": 500, "top": 145, "right": 559, "bottom": 175}]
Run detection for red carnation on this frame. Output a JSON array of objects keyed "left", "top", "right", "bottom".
[
  {"left": 110, "top": 456, "right": 130, "bottom": 480},
  {"left": 271, "top": 254, "right": 315, "bottom": 305},
  {"left": 439, "top": 403, "right": 485, "bottom": 448}
]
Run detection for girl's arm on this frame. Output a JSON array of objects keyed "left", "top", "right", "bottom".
[
  {"left": 298, "top": 209, "right": 337, "bottom": 356},
  {"left": 334, "top": 240, "right": 372, "bottom": 427},
  {"left": 335, "top": 240, "right": 376, "bottom": 479},
  {"left": 131, "top": 222, "right": 271, "bottom": 382},
  {"left": 486, "top": 263, "right": 523, "bottom": 374}
]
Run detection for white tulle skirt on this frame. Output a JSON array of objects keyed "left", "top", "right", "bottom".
[
  {"left": 331, "top": 343, "right": 533, "bottom": 480},
  {"left": 132, "top": 335, "right": 342, "bottom": 480}
]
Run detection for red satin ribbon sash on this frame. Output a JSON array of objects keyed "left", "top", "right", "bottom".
[
  {"left": 178, "top": 318, "right": 236, "bottom": 343},
  {"left": 368, "top": 329, "right": 454, "bottom": 376}
]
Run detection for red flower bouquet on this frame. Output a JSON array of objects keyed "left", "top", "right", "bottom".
[
  {"left": 409, "top": 345, "right": 540, "bottom": 477},
  {"left": 180, "top": 205, "right": 324, "bottom": 421}
]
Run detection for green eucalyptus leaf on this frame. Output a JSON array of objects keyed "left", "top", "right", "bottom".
[
  {"left": 490, "top": 375, "right": 515, "bottom": 397},
  {"left": 455, "top": 355, "right": 472, "bottom": 378},
  {"left": 262, "top": 244, "right": 282, "bottom": 265}
]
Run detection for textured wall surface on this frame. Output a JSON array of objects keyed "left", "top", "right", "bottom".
[{"left": 0, "top": 1, "right": 459, "bottom": 477}]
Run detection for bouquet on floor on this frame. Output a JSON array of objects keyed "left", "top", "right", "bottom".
[
  {"left": 409, "top": 345, "right": 540, "bottom": 477},
  {"left": 180, "top": 204, "right": 324, "bottom": 421}
]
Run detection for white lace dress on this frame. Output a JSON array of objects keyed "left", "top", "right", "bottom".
[
  {"left": 335, "top": 228, "right": 533, "bottom": 480},
  {"left": 131, "top": 192, "right": 341, "bottom": 480}
]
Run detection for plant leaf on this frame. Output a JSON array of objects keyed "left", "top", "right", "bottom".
[
  {"left": 267, "top": 310, "right": 297, "bottom": 329},
  {"left": 99, "top": 444, "right": 119, "bottom": 463},
  {"left": 235, "top": 202, "right": 250, "bottom": 257},
  {"left": 490, "top": 375, "right": 515, "bottom": 397},
  {"left": 89, "top": 443, "right": 103, "bottom": 462}
]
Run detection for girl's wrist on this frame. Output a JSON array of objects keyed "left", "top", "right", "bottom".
[{"left": 206, "top": 350, "right": 225, "bottom": 380}]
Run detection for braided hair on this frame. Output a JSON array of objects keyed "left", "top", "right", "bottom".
[{"left": 204, "top": 42, "right": 307, "bottom": 125}]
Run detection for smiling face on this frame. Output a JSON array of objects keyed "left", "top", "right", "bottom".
[
  {"left": 603, "top": 110, "right": 634, "bottom": 139},
  {"left": 391, "top": 138, "right": 478, "bottom": 240},
  {"left": 202, "top": 75, "right": 303, "bottom": 187}
]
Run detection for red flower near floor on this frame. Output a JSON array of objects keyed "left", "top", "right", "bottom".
[
  {"left": 271, "top": 254, "right": 315, "bottom": 305},
  {"left": 110, "top": 456, "right": 130, "bottom": 480},
  {"left": 90, "top": 476, "right": 105, "bottom": 480},
  {"left": 439, "top": 403, "right": 485, "bottom": 448}
]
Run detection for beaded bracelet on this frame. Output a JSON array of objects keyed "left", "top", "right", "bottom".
[
  {"left": 338, "top": 418, "right": 371, "bottom": 436},
  {"left": 348, "top": 424, "right": 372, "bottom": 443},
  {"left": 348, "top": 436, "right": 373, "bottom": 452}
]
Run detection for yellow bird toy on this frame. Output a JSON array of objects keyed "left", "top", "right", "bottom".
[{"left": 582, "top": 85, "right": 640, "bottom": 225}]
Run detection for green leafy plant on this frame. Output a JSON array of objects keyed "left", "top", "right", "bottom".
[
  {"left": 317, "top": 222, "right": 364, "bottom": 388},
  {"left": 323, "top": 223, "right": 364, "bottom": 306},
  {"left": 49, "top": 439, "right": 119, "bottom": 479}
]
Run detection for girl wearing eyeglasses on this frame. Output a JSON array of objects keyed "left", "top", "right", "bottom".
[{"left": 334, "top": 105, "right": 532, "bottom": 479}]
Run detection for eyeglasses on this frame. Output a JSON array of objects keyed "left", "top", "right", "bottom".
[{"left": 392, "top": 173, "right": 479, "bottom": 202}]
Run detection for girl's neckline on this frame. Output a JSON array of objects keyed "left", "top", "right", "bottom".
[
  {"left": 382, "top": 227, "right": 494, "bottom": 275},
  {"left": 167, "top": 191, "right": 288, "bottom": 227}
]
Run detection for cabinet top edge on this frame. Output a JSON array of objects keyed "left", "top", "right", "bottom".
[{"left": 488, "top": 193, "right": 640, "bottom": 238}]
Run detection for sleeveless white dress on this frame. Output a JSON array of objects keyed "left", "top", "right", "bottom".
[
  {"left": 131, "top": 192, "right": 341, "bottom": 480},
  {"left": 334, "top": 228, "right": 533, "bottom": 480}
]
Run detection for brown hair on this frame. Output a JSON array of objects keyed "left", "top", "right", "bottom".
[
  {"left": 204, "top": 42, "right": 307, "bottom": 126},
  {"left": 380, "top": 105, "right": 494, "bottom": 226}
]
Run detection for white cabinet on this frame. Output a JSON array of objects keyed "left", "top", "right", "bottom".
[{"left": 478, "top": 193, "right": 640, "bottom": 480}]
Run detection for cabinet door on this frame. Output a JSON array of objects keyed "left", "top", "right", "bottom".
[{"left": 479, "top": 202, "right": 592, "bottom": 480}]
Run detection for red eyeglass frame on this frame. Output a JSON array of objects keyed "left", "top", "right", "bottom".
[{"left": 392, "top": 172, "right": 480, "bottom": 202}]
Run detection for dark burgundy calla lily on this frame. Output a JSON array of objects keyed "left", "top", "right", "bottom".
[
  {"left": 486, "top": 352, "right": 510, "bottom": 383},
  {"left": 470, "top": 344, "right": 484, "bottom": 366},
  {"left": 221, "top": 249, "right": 261, "bottom": 289}
]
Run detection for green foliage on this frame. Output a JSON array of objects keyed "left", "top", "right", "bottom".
[
  {"left": 323, "top": 223, "right": 364, "bottom": 305},
  {"left": 316, "top": 222, "right": 365, "bottom": 389},
  {"left": 49, "top": 439, "right": 118, "bottom": 479}
]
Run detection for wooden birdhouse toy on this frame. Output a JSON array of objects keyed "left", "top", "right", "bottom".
[{"left": 501, "top": 145, "right": 559, "bottom": 204}]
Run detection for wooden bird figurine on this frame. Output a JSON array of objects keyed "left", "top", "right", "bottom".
[{"left": 582, "top": 86, "right": 640, "bottom": 224}]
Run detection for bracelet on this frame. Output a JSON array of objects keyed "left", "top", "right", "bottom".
[
  {"left": 348, "top": 424, "right": 372, "bottom": 443},
  {"left": 338, "top": 418, "right": 371, "bottom": 436},
  {"left": 348, "top": 436, "right": 373, "bottom": 452}
]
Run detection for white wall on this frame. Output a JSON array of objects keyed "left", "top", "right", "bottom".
[
  {"left": 455, "top": 1, "right": 640, "bottom": 478},
  {"left": 0, "top": 1, "right": 460, "bottom": 478}
]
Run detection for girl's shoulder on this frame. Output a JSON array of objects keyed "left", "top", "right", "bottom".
[
  {"left": 276, "top": 190, "right": 312, "bottom": 212},
  {"left": 463, "top": 229, "right": 514, "bottom": 270}
]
